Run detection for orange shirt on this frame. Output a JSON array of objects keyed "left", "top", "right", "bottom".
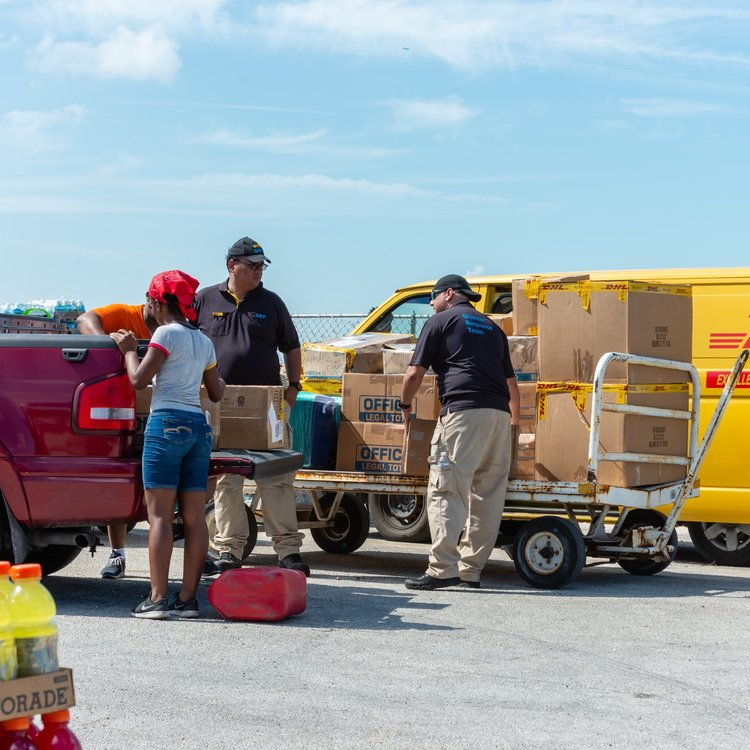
[{"left": 92, "top": 304, "right": 151, "bottom": 339}]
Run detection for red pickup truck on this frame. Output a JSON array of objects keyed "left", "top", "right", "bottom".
[{"left": 0, "top": 325, "right": 301, "bottom": 575}]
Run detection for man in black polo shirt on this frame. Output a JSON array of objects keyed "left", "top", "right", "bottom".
[
  {"left": 195, "top": 237, "right": 310, "bottom": 577},
  {"left": 400, "top": 274, "right": 519, "bottom": 590}
]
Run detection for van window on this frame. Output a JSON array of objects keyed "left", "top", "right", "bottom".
[
  {"left": 489, "top": 285, "right": 513, "bottom": 314},
  {"left": 369, "top": 294, "right": 433, "bottom": 338}
]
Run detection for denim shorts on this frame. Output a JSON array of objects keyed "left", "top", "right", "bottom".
[{"left": 142, "top": 409, "right": 213, "bottom": 492}]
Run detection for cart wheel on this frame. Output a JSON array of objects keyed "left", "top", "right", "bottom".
[
  {"left": 368, "top": 493, "right": 430, "bottom": 543},
  {"left": 311, "top": 493, "right": 370, "bottom": 554},
  {"left": 617, "top": 509, "right": 677, "bottom": 576},
  {"left": 512, "top": 516, "right": 585, "bottom": 589},
  {"left": 204, "top": 500, "right": 258, "bottom": 561}
]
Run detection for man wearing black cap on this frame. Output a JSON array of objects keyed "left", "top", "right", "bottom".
[
  {"left": 400, "top": 274, "right": 519, "bottom": 590},
  {"left": 194, "top": 237, "right": 309, "bottom": 577}
]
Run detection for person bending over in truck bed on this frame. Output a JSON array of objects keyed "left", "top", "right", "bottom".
[
  {"left": 110, "top": 270, "right": 225, "bottom": 620},
  {"left": 76, "top": 301, "right": 159, "bottom": 581}
]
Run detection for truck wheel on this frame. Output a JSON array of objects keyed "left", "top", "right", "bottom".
[
  {"left": 687, "top": 521, "right": 750, "bottom": 566},
  {"left": 205, "top": 501, "right": 258, "bottom": 561},
  {"left": 368, "top": 494, "right": 430, "bottom": 543},
  {"left": 311, "top": 493, "right": 370, "bottom": 554},
  {"left": 512, "top": 516, "right": 585, "bottom": 589},
  {"left": 25, "top": 545, "right": 82, "bottom": 576},
  {"left": 617, "top": 509, "right": 677, "bottom": 576}
]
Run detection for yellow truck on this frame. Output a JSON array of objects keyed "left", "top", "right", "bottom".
[{"left": 351, "top": 267, "right": 750, "bottom": 566}]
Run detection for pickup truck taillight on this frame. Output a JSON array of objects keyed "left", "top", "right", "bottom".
[{"left": 74, "top": 373, "right": 136, "bottom": 431}]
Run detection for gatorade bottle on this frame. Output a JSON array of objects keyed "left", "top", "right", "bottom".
[
  {"left": 0, "top": 562, "right": 17, "bottom": 682},
  {"left": 35, "top": 711, "right": 81, "bottom": 750},
  {"left": 8, "top": 565, "right": 58, "bottom": 678},
  {"left": 0, "top": 718, "right": 38, "bottom": 749}
]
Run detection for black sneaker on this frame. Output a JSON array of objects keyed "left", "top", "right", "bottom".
[
  {"left": 100, "top": 552, "right": 126, "bottom": 580},
  {"left": 170, "top": 595, "right": 200, "bottom": 619},
  {"left": 404, "top": 574, "right": 461, "bottom": 591},
  {"left": 214, "top": 552, "right": 242, "bottom": 572},
  {"left": 131, "top": 596, "right": 170, "bottom": 620},
  {"left": 459, "top": 580, "right": 481, "bottom": 589},
  {"left": 201, "top": 555, "right": 221, "bottom": 578},
  {"left": 279, "top": 553, "right": 310, "bottom": 577}
]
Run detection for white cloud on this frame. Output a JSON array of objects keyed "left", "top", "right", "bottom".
[
  {"left": 386, "top": 96, "right": 480, "bottom": 131},
  {"left": 193, "top": 128, "right": 328, "bottom": 151},
  {"left": 31, "top": 27, "right": 181, "bottom": 82},
  {"left": 0, "top": 105, "right": 86, "bottom": 152},
  {"left": 255, "top": 0, "right": 750, "bottom": 72},
  {"left": 465, "top": 265, "right": 485, "bottom": 277},
  {"left": 621, "top": 98, "right": 724, "bottom": 116}
]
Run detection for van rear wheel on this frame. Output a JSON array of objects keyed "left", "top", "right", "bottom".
[{"left": 687, "top": 522, "right": 750, "bottom": 566}]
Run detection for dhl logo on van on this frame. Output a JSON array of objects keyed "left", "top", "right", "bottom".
[
  {"left": 706, "top": 371, "right": 750, "bottom": 389},
  {"left": 709, "top": 332, "right": 750, "bottom": 350}
]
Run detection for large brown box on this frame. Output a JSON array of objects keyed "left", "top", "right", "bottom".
[
  {"left": 381, "top": 343, "right": 417, "bottom": 375},
  {"left": 302, "top": 333, "right": 415, "bottom": 380},
  {"left": 488, "top": 314, "right": 514, "bottom": 336},
  {"left": 335, "top": 419, "right": 433, "bottom": 476},
  {"left": 508, "top": 336, "right": 539, "bottom": 382},
  {"left": 510, "top": 382, "right": 537, "bottom": 479},
  {"left": 341, "top": 373, "right": 440, "bottom": 424},
  {"left": 534, "top": 382, "right": 690, "bottom": 487},
  {"left": 538, "top": 280, "right": 692, "bottom": 383},
  {"left": 511, "top": 277, "right": 541, "bottom": 336},
  {"left": 218, "top": 385, "right": 285, "bottom": 450},
  {"left": 135, "top": 386, "right": 221, "bottom": 450}
]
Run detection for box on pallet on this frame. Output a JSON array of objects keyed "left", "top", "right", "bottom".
[
  {"left": 336, "top": 419, "right": 433, "bottom": 476},
  {"left": 538, "top": 280, "right": 692, "bottom": 383},
  {"left": 135, "top": 386, "right": 221, "bottom": 450},
  {"left": 488, "top": 314, "right": 514, "bottom": 336},
  {"left": 382, "top": 343, "right": 416, "bottom": 375},
  {"left": 218, "top": 385, "right": 285, "bottom": 450},
  {"left": 302, "top": 333, "right": 415, "bottom": 383},
  {"left": 341, "top": 373, "right": 440, "bottom": 424},
  {"left": 509, "top": 382, "right": 537, "bottom": 479},
  {"left": 512, "top": 274, "right": 590, "bottom": 337},
  {"left": 0, "top": 668, "right": 75, "bottom": 722},
  {"left": 534, "top": 382, "right": 690, "bottom": 487}
]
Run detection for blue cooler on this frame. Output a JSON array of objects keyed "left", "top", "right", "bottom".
[{"left": 289, "top": 392, "right": 341, "bottom": 469}]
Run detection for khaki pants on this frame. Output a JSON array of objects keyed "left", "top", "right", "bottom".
[
  {"left": 425, "top": 408, "right": 512, "bottom": 582},
  {"left": 212, "top": 424, "right": 304, "bottom": 561}
]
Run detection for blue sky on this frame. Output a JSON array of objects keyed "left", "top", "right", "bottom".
[{"left": 1, "top": 1, "right": 749, "bottom": 314}]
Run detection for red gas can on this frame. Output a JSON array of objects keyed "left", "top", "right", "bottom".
[{"left": 208, "top": 567, "right": 307, "bottom": 621}]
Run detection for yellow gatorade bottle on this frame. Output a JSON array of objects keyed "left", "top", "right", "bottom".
[
  {"left": 0, "top": 561, "right": 17, "bottom": 682},
  {"left": 8, "top": 564, "right": 58, "bottom": 678}
]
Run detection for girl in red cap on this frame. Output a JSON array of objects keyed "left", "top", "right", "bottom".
[{"left": 111, "top": 270, "right": 225, "bottom": 619}]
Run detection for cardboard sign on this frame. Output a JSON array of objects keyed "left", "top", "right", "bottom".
[{"left": 0, "top": 668, "right": 75, "bottom": 721}]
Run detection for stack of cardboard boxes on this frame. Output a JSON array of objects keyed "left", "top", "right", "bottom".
[{"left": 513, "top": 277, "right": 693, "bottom": 486}]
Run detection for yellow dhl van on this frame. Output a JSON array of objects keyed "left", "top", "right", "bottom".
[{"left": 352, "top": 267, "right": 750, "bottom": 566}]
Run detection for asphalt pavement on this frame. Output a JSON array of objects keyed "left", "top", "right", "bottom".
[{"left": 46, "top": 526, "right": 750, "bottom": 750}]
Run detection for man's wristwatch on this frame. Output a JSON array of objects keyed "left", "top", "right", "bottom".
[
  {"left": 396, "top": 400, "right": 412, "bottom": 409},
  {"left": 289, "top": 381, "right": 303, "bottom": 391}
]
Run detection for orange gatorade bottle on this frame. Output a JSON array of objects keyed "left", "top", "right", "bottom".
[
  {"left": 8, "top": 565, "right": 58, "bottom": 678},
  {"left": 0, "top": 562, "right": 17, "bottom": 682}
]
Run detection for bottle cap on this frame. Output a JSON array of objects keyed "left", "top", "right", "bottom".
[
  {"left": 0, "top": 561, "right": 10, "bottom": 576},
  {"left": 10, "top": 563, "right": 43, "bottom": 580},
  {"left": 42, "top": 709, "right": 70, "bottom": 723},
  {"left": 0, "top": 717, "right": 30, "bottom": 730}
]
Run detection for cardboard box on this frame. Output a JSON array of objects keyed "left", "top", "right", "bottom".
[
  {"left": 511, "top": 277, "right": 541, "bottom": 336},
  {"left": 508, "top": 336, "right": 538, "bottom": 382},
  {"left": 534, "top": 382, "right": 689, "bottom": 487},
  {"left": 302, "top": 333, "right": 415, "bottom": 381},
  {"left": 341, "top": 373, "right": 440, "bottom": 424},
  {"left": 488, "top": 314, "right": 514, "bottom": 336},
  {"left": 335, "top": 419, "right": 434, "bottom": 476},
  {"left": 218, "top": 386, "right": 285, "bottom": 450},
  {"left": 538, "top": 280, "right": 692, "bottom": 383},
  {"left": 382, "top": 343, "right": 417, "bottom": 375},
  {"left": 510, "top": 383, "right": 537, "bottom": 479},
  {"left": 135, "top": 386, "right": 221, "bottom": 450},
  {"left": 0, "top": 668, "right": 75, "bottom": 721}
]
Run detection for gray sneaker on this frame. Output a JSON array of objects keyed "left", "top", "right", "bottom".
[
  {"left": 170, "top": 595, "right": 200, "bottom": 619},
  {"left": 101, "top": 552, "right": 126, "bottom": 580},
  {"left": 132, "top": 596, "right": 169, "bottom": 619}
]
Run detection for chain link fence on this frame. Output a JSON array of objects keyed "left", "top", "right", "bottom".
[{"left": 291, "top": 313, "right": 431, "bottom": 342}]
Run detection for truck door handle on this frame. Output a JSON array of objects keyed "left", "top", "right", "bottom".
[{"left": 62, "top": 348, "right": 88, "bottom": 362}]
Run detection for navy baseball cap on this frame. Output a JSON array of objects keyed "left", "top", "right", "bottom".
[
  {"left": 226, "top": 236, "right": 271, "bottom": 264},
  {"left": 432, "top": 274, "right": 481, "bottom": 302}
]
